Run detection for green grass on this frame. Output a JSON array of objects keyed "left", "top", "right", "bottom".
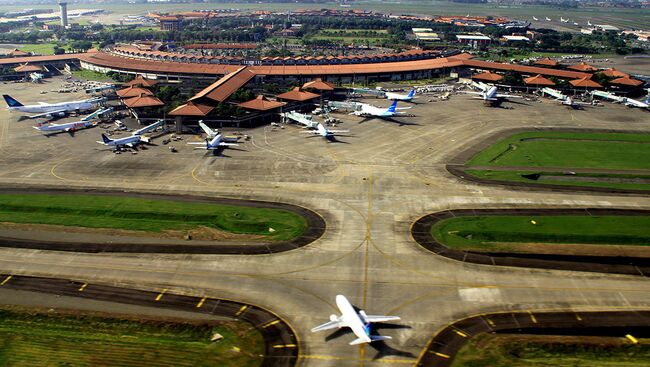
[
  {"left": 467, "top": 132, "right": 650, "bottom": 171},
  {"left": 430, "top": 215, "right": 650, "bottom": 252},
  {"left": 451, "top": 333, "right": 650, "bottom": 367},
  {"left": 9, "top": 43, "right": 60, "bottom": 55},
  {"left": 465, "top": 169, "right": 650, "bottom": 191},
  {"left": 0, "top": 194, "right": 307, "bottom": 241},
  {"left": 72, "top": 69, "right": 115, "bottom": 82},
  {"left": 0, "top": 306, "right": 263, "bottom": 367}
]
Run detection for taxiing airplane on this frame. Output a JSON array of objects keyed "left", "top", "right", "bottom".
[
  {"left": 3, "top": 94, "right": 102, "bottom": 119},
  {"left": 303, "top": 123, "right": 349, "bottom": 141},
  {"left": 34, "top": 107, "right": 113, "bottom": 134},
  {"left": 312, "top": 295, "right": 400, "bottom": 345},
  {"left": 351, "top": 100, "right": 410, "bottom": 118},
  {"left": 385, "top": 89, "right": 416, "bottom": 102}
]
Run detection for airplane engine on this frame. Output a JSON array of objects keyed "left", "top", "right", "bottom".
[{"left": 329, "top": 314, "right": 338, "bottom": 322}]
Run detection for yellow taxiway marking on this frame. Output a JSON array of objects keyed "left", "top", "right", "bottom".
[
  {"left": 453, "top": 328, "right": 468, "bottom": 338},
  {"left": 196, "top": 296, "right": 206, "bottom": 308},
  {"left": 431, "top": 351, "right": 450, "bottom": 359},
  {"left": 78, "top": 283, "right": 88, "bottom": 292},
  {"left": 626, "top": 334, "right": 639, "bottom": 344},
  {"left": 235, "top": 305, "right": 248, "bottom": 316},
  {"left": 273, "top": 344, "right": 297, "bottom": 349},
  {"left": 1, "top": 275, "right": 12, "bottom": 286},
  {"left": 262, "top": 320, "right": 280, "bottom": 328},
  {"left": 155, "top": 289, "right": 167, "bottom": 301},
  {"left": 528, "top": 311, "right": 538, "bottom": 324}
]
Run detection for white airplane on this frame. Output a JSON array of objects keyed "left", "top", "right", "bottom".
[
  {"left": 199, "top": 120, "right": 219, "bottom": 139},
  {"left": 465, "top": 84, "right": 521, "bottom": 104},
  {"left": 85, "top": 84, "right": 116, "bottom": 94},
  {"left": 351, "top": 100, "right": 410, "bottom": 118},
  {"left": 561, "top": 96, "right": 591, "bottom": 109},
  {"left": 587, "top": 20, "right": 592, "bottom": 26},
  {"left": 532, "top": 16, "right": 539, "bottom": 21},
  {"left": 188, "top": 133, "right": 239, "bottom": 150},
  {"left": 303, "top": 123, "right": 349, "bottom": 141},
  {"left": 560, "top": 17, "right": 569, "bottom": 23},
  {"left": 384, "top": 89, "right": 416, "bottom": 102},
  {"left": 311, "top": 295, "right": 400, "bottom": 345},
  {"left": 96, "top": 120, "right": 161, "bottom": 148},
  {"left": 545, "top": 17, "right": 551, "bottom": 21},
  {"left": 34, "top": 107, "right": 112, "bottom": 134},
  {"left": 30, "top": 72, "right": 44, "bottom": 83},
  {"left": 623, "top": 96, "right": 650, "bottom": 109},
  {"left": 3, "top": 94, "right": 102, "bottom": 119}
]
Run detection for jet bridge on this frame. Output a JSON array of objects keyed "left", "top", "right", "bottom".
[{"left": 281, "top": 111, "right": 318, "bottom": 128}]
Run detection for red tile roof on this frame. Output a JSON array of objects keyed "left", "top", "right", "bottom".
[
  {"left": 237, "top": 95, "right": 286, "bottom": 111},
  {"left": 123, "top": 93, "right": 164, "bottom": 108},
  {"left": 569, "top": 76, "right": 602, "bottom": 88},
  {"left": 609, "top": 76, "right": 643, "bottom": 87},
  {"left": 524, "top": 74, "right": 555, "bottom": 86},
  {"left": 9, "top": 49, "right": 30, "bottom": 57},
  {"left": 125, "top": 75, "right": 158, "bottom": 87},
  {"left": 302, "top": 78, "right": 335, "bottom": 91},
  {"left": 117, "top": 86, "right": 153, "bottom": 98},
  {"left": 472, "top": 71, "right": 503, "bottom": 82},
  {"left": 276, "top": 87, "right": 319, "bottom": 102},
  {"left": 533, "top": 58, "right": 558, "bottom": 67},
  {"left": 14, "top": 63, "right": 42, "bottom": 72},
  {"left": 462, "top": 59, "right": 590, "bottom": 79},
  {"left": 189, "top": 66, "right": 256, "bottom": 103},
  {"left": 568, "top": 62, "right": 598, "bottom": 72},
  {"left": 169, "top": 101, "right": 215, "bottom": 116},
  {"left": 600, "top": 68, "right": 629, "bottom": 78},
  {"left": 184, "top": 43, "right": 257, "bottom": 50},
  {"left": 0, "top": 53, "right": 86, "bottom": 66}
]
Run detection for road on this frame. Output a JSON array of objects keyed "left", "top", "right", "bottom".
[{"left": 0, "top": 79, "right": 649, "bottom": 366}]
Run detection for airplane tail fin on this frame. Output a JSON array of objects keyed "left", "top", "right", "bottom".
[
  {"left": 387, "top": 100, "right": 397, "bottom": 113},
  {"left": 370, "top": 335, "right": 392, "bottom": 342},
  {"left": 3, "top": 94, "right": 23, "bottom": 107},
  {"left": 100, "top": 133, "right": 112, "bottom": 144},
  {"left": 407, "top": 89, "right": 415, "bottom": 98}
]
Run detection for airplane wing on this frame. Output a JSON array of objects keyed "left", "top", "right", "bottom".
[
  {"left": 363, "top": 315, "right": 401, "bottom": 323},
  {"left": 328, "top": 130, "right": 349, "bottom": 133},
  {"left": 395, "top": 106, "right": 412, "bottom": 110},
  {"left": 218, "top": 142, "right": 239, "bottom": 147},
  {"left": 311, "top": 318, "right": 344, "bottom": 332},
  {"left": 496, "top": 94, "right": 522, "bottom": 99},
  {"left": 27, "top": 109, "right": 69, "bottom": 119}
]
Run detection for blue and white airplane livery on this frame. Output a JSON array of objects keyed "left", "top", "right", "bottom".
[
  {"left": 3, "top": 94, "right": 102, "bottom": 119},
  {"left": 384, "top": 89, "right": 416, "bottom": 102},
  {"left": 352, "top": 100, "right": 410, "bottom": 118},
  {"left": 312, "top": 295, "right": 400, "bottom": 345}
]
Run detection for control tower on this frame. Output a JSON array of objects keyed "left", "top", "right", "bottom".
[{"left": 58, "top": 2, "right": 68, "bottom": 28}]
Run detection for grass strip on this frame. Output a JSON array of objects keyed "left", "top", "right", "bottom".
[
  {"left": 430, "top": 215, "right": 650, "bottom": 252},
  {"left": 0, "top": 306, "right": 263, "bottom": 367},
  {"left": 451, "top": 333, "right": 650, "bottom": 367},
  {"left": 0, "top": 194, "right": 307, "bottom": 241}
]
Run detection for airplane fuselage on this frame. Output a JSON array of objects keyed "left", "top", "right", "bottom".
[
  {"left": 102, "top": 135, "right": 142, "bottom": 147},
  {"left": 336, "top": 295, "right": 372, "bottom": 344},
  {"left": 8, "top": 100, "right": 95, "bottom": 114},
  {"left": 35, "top": 120, "right": 95, "bottom": 132}
]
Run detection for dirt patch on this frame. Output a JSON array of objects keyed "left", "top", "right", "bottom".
[
  {"left": 490, "top": 334, "right": 639, "bottom": 346},
  {"left": 483, "top": 241, "right": 650, "bottom": 258},
  {"left": 0, "top": 222, "right": 266, "bottom": 242}
]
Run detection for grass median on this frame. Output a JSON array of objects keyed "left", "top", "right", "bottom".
[
  {"left": 451, "top": 333, "right": 650, "bottom": 367},
  {"left": 0, "top": 194, "right": 307, "bottom": 241},
  {"left": 430, "top": 215, "right": 650, "bottom": 253},
  {"left": 0, "top": 306, "right": 263, "bottom": 367}
]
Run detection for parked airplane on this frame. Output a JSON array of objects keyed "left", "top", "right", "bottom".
[
  {"left": 96, "top": 119, "right": 161, "bottom": 148},
  {"left": 385, "top": 89, "right": 416, "bottom": 102},
  {"left": 545, "top": 17, "right": 551, "bottom": 21},
  {"left": 465, "top": 84, "right": 521, "bottom": 104},
  {"left": 199, "top": 120, "right": 219, "bottom": 139},
  {"left": 3, "top": 94, "right": 102, "bottom": 119},
  {"left": 312, "top": 295, "right": 400, "bottom": 345},
  {"left": 303, "top": 123, "right": 349, "bottom": 141},
  {"left": 532, "top": 16, "right": 539, "bottom": 21},
  {"left": 351, "top": 100, "right": 410, "bottom": 118},
  {"left": 30, "top": 72, "right": 44, "bottom": 83},
  {"left": 188, "top": 133, "right": 239, "bottom": 150},
  {"left": 587, "top": 20, "right": 592, "bottom": 26},
  {"left": 562, "top": 96, "right": 591, "bottom": 109},
  {"left": 560, "top": 17, "right": 569, "bottom": 23},
  {"left": 34, "top": 107, "right": 113, "bottom": 134},
  {"left": 624, "top": 96, "right": 650, "bottom": 109}
]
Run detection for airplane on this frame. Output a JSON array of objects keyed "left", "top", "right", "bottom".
[
  {"left": 3, "top": 94, "right": 102, "bottom": 119},
  {"left": 561, "top": 96, "right": 591, "bottom": 109},
  {"left": 188, "top": 133, "right": 239, "bottom": 150},
  {"left": 96, "top": 119, "right": 161, "bottom": 148},
  {"left": 464, "top": 84, "right": 521, "bottom": 105},
  {"left": 560, "top": 17, "right": 569, "bottom": 23},
  {"left": 384, "top": 89, "right": 416, "bottom": 102},
  {"left": 311, "top": 295, "right": 400, "bottom": 345},
  {"left": 573, "top": 22, "right": 579, "bottom": 26},
  {"left": 623, "top": 96, "right": 649, "bottom": 109},
  {"left": 34, "top": 107, "right": 113, "bottom": 134},
  {"left": 30, "top": 72, "right": 44, "bottom": 83},
  {"left": 351, "top": 100, "right": 410, "bottom": 118},
  {"left": 587, "top": 20, "right": 592, "bottom": 26},
  {"left": 302, "top": 122, "right": 349, "bottom": 141},
  {"left": 532, "top": 16, "right": 538, "bottom": 21},
  {"left": 199, "top": 120, "right": 219, "bottom": 139},
  {"left": 85, "top": 84, "right": 116, "bottom": 94},
  {"left": 545, "top": 17, "right": 551, "bottom": 21}
]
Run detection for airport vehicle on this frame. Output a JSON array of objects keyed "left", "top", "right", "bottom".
[
  {"left": 385, "top": 89, "right": 416, "bottom": 102},
  {"left": 188, "top": 133, "right": 239, "bottom": 150},
  {"left": 34, "top": 107, "right": 112, "bottom": 134},
  {"left": 311, "top": 295, "right": 400, "bottom": 345},
  {"left": 303, "top": 123, "right": 349, "bottom": 141},
  {"left": 351, "top": 100, "right": 409, "bottom": 118},
  {"left": 3, "top": 94, "right": 102, "bottom": 119}
]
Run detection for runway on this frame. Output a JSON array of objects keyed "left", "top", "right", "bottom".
[{"left": 1, "top": 79, "right": 650, "bottom": 366}]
